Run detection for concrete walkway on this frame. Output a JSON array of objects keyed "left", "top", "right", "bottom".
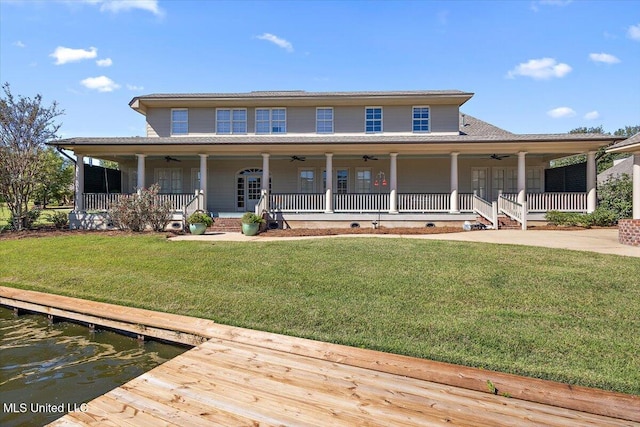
[{"left": 171, "top": 228, "right": 640, "bottom": 258}]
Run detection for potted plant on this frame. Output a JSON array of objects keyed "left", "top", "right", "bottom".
[
  {"left": 187, "top": 211, "right": 213, "bottom": 235},
  {"left": 241, "top": 212, "right": 265, "bottom": 236}
]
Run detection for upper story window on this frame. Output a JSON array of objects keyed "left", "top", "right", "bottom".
[
  {"left": 216, "top": 108, "right": 247, "bottom": 134},
  {"left": 171, "top": 109, "right": 188, "bottom": 135},
  {"left": 316, "top": 108, "right": 334, "bottom": 134},
  {"left": 413, "top": 106, "right": 430, "bottom": 132},
  {"left": 256, "top": 108, "right": 286, "bottom": 134},
  {"left": 365, "top": 107, "right": 382, "bottom": 133}
]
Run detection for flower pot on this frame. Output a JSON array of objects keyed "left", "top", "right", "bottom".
[
  {"left": 189, "top": 223, "right": 207, "bottom": 235},
  {"left": 242, "top": 222, "right": 260, "bottom": 236}
]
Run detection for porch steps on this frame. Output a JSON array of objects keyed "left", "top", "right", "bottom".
[
  {"left": 209, "top": 217, "right": 242, "bottom": 232},
  {"left": 476, "top": 215, "right": 521, "bottom": 230}
]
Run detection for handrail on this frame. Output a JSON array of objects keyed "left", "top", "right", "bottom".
[
  {"left": 473, "top": 195, "right": 498, "bottom": 229},
  {"left": 498, "top": 195, "right": 527, "bottom": 230},
  {"left": 183, "top": 190, "right": 202, "bottom": 219},
  {"left": 255, "top": 192, "right": 268, "bottom": 216}
]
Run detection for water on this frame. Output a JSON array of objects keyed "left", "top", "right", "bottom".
[{"left": 0, "top": 306, "right": 189, "bottom": 427}]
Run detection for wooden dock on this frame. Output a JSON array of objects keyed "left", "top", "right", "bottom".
[{"left": 1, "top": 287, "right": 638, "bottom": 426}]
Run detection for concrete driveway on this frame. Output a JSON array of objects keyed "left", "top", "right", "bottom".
[{"left": 171, "top": 228, "right": 640, "bottom": 258}]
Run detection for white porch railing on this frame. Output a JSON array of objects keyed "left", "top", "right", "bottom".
[
  {"left": 473, "top": 195, "right": 498, "bottom": 229},
  {"left": 270, "top": 193, "right": 325, "bottom": 212},
  {"left": 333, "top": 193, "right": 390, "bottom": 212},
  {"left": 83, "top": 193, "right": 195, "bottom": 212},
  {"left": 458, "top": 193, "right": 474, "bottom": 212},
  {"left": 184, "top": 191, "right": 204, "bottom": 218},
  {"left": 498, "top": 195, "right": 527, "bottom": 230},
  {"left": 527, "top": 192, "right": 587, "bottom": 212},
  {"left": 397, "top": 193, "right": 449, "bottom": 212}
]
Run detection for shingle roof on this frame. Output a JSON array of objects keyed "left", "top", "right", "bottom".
[
  {"left": 459, "top": 114, "right": 513, "bottom": 137},
  {"left": 133, "top": 90, "right": 473, "bottom": 100},
  {"left": 597, "top": 156, "right": 633, "bottom": 184},
  {"left": 607, "top": 132, "right": 640, "bottom": 152}
]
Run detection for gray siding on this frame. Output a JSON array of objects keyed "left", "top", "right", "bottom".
[
  {"left": 144, "top": 103, "right": 461, "bottom": 136},
  {"left": 431, "top": 105, "right": 460, "bottom": 133}
]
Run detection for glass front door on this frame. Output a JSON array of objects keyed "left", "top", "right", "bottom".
[{"left": 245, "top": 175, "right": 262, "bottom": 209}]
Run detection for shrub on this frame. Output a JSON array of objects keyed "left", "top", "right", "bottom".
[
  {"left": 546, "top": 208, "right": 618, "bottom": 228},
  {"left": 586, "top": 207, "right": 618, "bottom": 227},
  {"left": 48, "top": 211, "right": 69, "bottom": 229},
  {"left": 241, "top": 212, "right": 265, "bottom": 224},
  {"left": 108, "top": 184, "right": 173, "bottom": 232},
  {"left": 545, "top": 211, "right": 582, "bottom": 226},
  {"left": 187, "top": 211, "right": 213, "bottom": 227},
  {"left": 598, "top": 174, "right": 632, "bottom": 220},
  {"left": 7, "top": 208, "right": 41, "bottom": 230}
]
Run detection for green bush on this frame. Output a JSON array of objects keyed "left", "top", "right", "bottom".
[
  {"left": 587, "top": 207, "right": 618, "bottom": 227},
  {"left": 108, "top": 184, "right": 173, "bottom": 232},
  {"left": 545, "top": 211, "right": 582, "bottom": 226},
  {"left": 7, "top": 208, "right": 41, "bottom": 230},
  {"left": 48, "top": 211, "right": 69, "bottom": 229},
  {"left": 545, "top": 208, "right": 618, "bottom": 228},
  {"left": 187, "top": 211, "right": 213, "bottom": 227},
  {"left": 241, "top": 212, "right": 265, "bottom": 224},
  {"left": 598, "top": 174, "right": 632, "bottom": 220}
]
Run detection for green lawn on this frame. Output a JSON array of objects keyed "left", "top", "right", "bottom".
[{"left": 1, "top": 234, "right": 638, "bottom": 395}]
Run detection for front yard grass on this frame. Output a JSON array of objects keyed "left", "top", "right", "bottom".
[{"left": 0, "top": 234, "right": 638, "bottom": 395}]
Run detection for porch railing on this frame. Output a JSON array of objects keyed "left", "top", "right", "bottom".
[
  {"left": 498, "top": 195, "right": 527, "bottom": 230},
  {"left": 473, "top": 195, "right": 498, "bottom": 229},
  {"left": 270, "top": 193, "right": 325, "bottom": 212},
  {"left": 83, "top": 193, "right": 195, "bottom": 212},
  {"left": 458, "top": 193, "right": 474, "bottom": 212},
  {"left": 527, "top": 192, "right": 587, "bottom": 212},
  {"left": 397, "top": 193, "right": 449, "bottom": 212},
  {"left": 333, "top": 193, "right": 389, "bottom": 212}
]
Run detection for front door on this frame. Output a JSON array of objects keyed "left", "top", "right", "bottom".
[{"left": 245, "top": 174, "right": 262, "bottom": 209}]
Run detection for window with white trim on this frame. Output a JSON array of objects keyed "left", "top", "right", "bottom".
[
  {"left": 316, "top": 108, "right": 333, "bottom": 133},
  {"left": 356, "top": 168, "right": 372, "bottom": 193},
  {"left": 527, "top": 168, "right": 543, "bottom": 193},
  {"left": 412, "top": 106, "right": 430, "bottom": 132},
  {"left": 171, "top": 109, "right": 188, "bottom": 135},
  {"left": 156, "top": 168, "right": 182, "bottom": 194},
  {"left": 216, "top": 108, "right": 247, "bottom": 134},
  {"left": 365, "top": 107, "right": 382, "bottom": 133},
  {"left": 256, "top": 108, "right": 286, "bottom": 134},
  {"left": 299, "top": 169, "right": 315, "bottom": 193}
]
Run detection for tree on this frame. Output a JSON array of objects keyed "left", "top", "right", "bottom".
[
  {"left": 551, "top": 125, "right": 639, "bottom": 173},
  {"left": 0, "top": 83, "right": 64, "bottom": 229},
  {"left": 33, "top": 147, "right": 74, "bottom": 207},
  {"left": 598, "top": 174, "right": 632, "bottom": 220}
]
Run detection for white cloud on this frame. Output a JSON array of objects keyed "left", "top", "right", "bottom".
[
  {"left": 547, "top": 107, "right": 576, "bottom": 118},
  {"left": 126, "top": 84, "right": 144, "bottom": 91},
  {"left": 50, "top": 46, "right": 97, "bottom": 65},
  {"left": 589, "top": 52, "right": 620, "bottom": 64},
  {"left": 79, "top": 0, "right": 163, "bottom": 16},
  {"left": 507, "top": 58, "right": 572, "bottom": 80},
  {"left": 628, "top": 23, "right": 640, "bottom": 41},
  {"left": 96, "top": 58, "right": 113, "bottom": 67},
  {"left": 257, "top": 33, "right": 294, "bottom": 52},
  {"left": 584, "top": 111, "right": 600, "bottom": 120},
  {"left": 13, "top": 41, "right": 26, "bottom": 48},
  {"left": 80, "top": 76, "right": 120, "bottom": 92}
]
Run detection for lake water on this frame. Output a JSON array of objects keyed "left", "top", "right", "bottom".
[{"left": 0, "top": 306, "right": 189, "bottom": 426}]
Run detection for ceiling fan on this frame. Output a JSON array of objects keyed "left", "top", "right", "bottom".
[
  {"left": 362, "top": 155, "right": 378, "bottom": 162},
  {"left": 290, "top": 155, "right": 306, "bottom": 162},
  {"left": 164, "top": 156, "right": 181, "bottom": 162},
  {"left": 490, "top": 154, "right": 509, "bottom": 161}
]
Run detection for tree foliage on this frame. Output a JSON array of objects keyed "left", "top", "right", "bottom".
[
  {"left": 551, "top": 125, "right": 639, "bottom": 173},
  {"left": 598, "top": 174, "right": 632, "bottom": 220},
  {"left": 0, "top": 83, "right": 64, "bottom": 229},
  {"left": 33, "top": 147, "right": 74, "bottom": 207}
]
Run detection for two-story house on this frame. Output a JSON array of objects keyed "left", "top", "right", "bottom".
[{"left": 49, "top": 90, "right": 621, "bottom": 230}]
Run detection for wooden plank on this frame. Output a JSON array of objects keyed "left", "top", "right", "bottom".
[
  {"left": 197, "top": 322, "right": 640, "bottom": 422},
  {"left": 2, "top": 286, "right": 637, "bottom": 425}
]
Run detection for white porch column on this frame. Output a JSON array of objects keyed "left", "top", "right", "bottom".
[
  {"left": 136, "top": 154, "right": 146, "bottom": 190},
  {"left": 449, "top": 152, "right": 459, "bottom": 213},
  {"left": 389, "top": 152, "right": 398, "bottom": 213},
  {"left": 633, "top": 153, "right": 640, "bottom": 219},
  {"left": 75, "top": 154, "right": 85, "bottom": 211},
  {"left": 261, "top": 153, "right": 270, "bottom": 211},
  {"left": 517, "top": 151, "right": 527, "bottom": 204},
  {"left": 586, "top": 151, "right": 597, "bottom": 213},
  {"left": 325, "top": 153, "right": 333, "bottom": 213},
  {"left": 199, "top": 154, "right": 208, "bottom": 211}
]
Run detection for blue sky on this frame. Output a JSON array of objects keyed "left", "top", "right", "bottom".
[{"left": 1, "top": 0, "right": 638, "bottom": 138}]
